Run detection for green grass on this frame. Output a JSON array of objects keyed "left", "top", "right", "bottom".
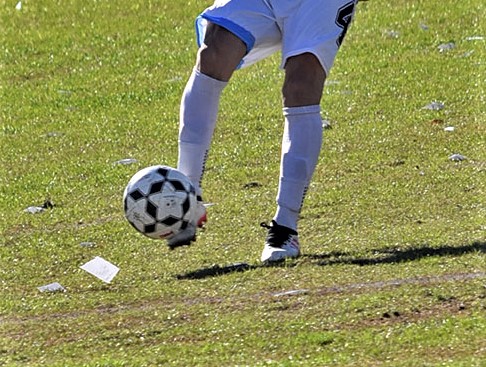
[{"left": 1, "top": 0, "right": 485, "bottom": 366}]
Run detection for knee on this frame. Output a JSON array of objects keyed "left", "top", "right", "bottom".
[
  {"left": 196, "top": 25, "right": 246, "bottom": 81},
  {"left": 197, "top": 45, "right": 224, "bottom": 78},
  {"left": 282, "top": 77, "right": 315, "bottom": 106},
  {"left": 282, "top": 54, "right": 326, "bottom": 107},
  {"left": 197, "top": 44, "right": 242, "bottom": 82}
]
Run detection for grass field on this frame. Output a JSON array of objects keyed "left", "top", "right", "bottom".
[{"left": 1, "top": 0, "right": 485, "bottom": 366}]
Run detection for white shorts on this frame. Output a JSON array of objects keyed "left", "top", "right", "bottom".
[{"left": 195, "top": 0, "right": 357, "bottom": 74}]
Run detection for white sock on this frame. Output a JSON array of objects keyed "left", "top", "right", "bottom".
[
  {"left": 178, "top": 69, "right": 227, "bottom": 196},
  {"left": 274, "top": 105, "right": 323, "bottom": 231}
]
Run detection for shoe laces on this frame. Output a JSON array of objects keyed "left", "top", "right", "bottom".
[{"left": 260, "top": 220, "right": 297, "bottom": 248}]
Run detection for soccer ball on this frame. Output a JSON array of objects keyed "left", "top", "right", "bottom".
[{"left": 123, "top": 165, "right": 197, "bottom": 240}]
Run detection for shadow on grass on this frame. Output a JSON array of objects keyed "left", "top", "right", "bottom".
[
  {"left": 176, "top": 262, "right": 258, "bottom": 280},
  {"left": 175, "top": 241, "right": 485, "bottom": 280},
  {"left": 175, "top": 261, "right": 292, "bottom": 280},
  {"left": 304, "top": 241, "right": 486, "bottom": 266}
]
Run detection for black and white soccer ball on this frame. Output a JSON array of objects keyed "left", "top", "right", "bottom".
[{"left": 123, "top": 165, "right": 197, "bottom": 240}]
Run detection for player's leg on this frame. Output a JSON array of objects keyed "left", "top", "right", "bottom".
[
  {"left": 178, "top": 23, "right": 246, "bottom": 196},
  {"left": 276, "top": 53, "right": 325, "bottom": 227},
  {"left": 169, "top": 24, "right": 246, "bottom": 249},
  {"left": 261, "top": 0, "right": 357, "bottom": 262},
  {"left": 261, "top": 53, "right": 325, "bottom": 262}
]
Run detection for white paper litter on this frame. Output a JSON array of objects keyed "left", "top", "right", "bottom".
[
  {"left": 167, "top": 76, "right": 183, "bottom": 83},
  {"left": 24, "top": 206, "right": 45, "bottom": 214},
  {"left": 38, "top": 282, "right": 65, "bottom": 293},
  {"left": 438, "top": 42, "right": 455, "bottom": 52},
  {"left": 326, "top": 80, "right": 341, "bottom": 85},
  {"left": 80, "top": 241, "right": 96, "bottom": 248},
  {"left": 114, "top": 158, "right": 138, "bottom": 165},
  {"left": 15, "top": 1, "right": 21, "bottom": 10},
  {"left": 45, "top": 131, "right": 64, "bottom": 137},
  {"left": 461, "top": 50, "right": 475, "bottom": 58},
  {"left": 80, "top": 256, "right": 119, "bottom": 283},
  {"left": 444, "top": 126, "right": 455, "bottom": 132},
  {"left": 449, "top": 153, "right": 467, "bottom": 162},
  {"left": 273, "top": 289, "right": 309, "bottom": 297},
  {"left": 423, "top": 101, "right": 445, "bottom": 111},
  {"left": 465, "top": 36, "right": 484, "bottom": 41},
  {"left": 385, "top": 30, "right": 400, "bottom": 38}
]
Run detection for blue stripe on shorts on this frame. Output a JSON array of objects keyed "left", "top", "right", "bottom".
[{"left": 195, "top": 14, "right": 256, "bottom": 54}]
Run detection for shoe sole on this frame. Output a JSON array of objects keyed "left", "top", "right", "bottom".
[
  {"left": 167, "top": 208, "right": 206, "bottom": 249},
  {"left": 261, "top": 250, "right": 300, "bottom": 264},
  {"left": 167, "top": 235, "right": 196, "bottom": 250}
]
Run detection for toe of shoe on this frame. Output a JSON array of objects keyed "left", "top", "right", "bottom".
[
  {"left": 261, "top": 245, "right": 300, "bottom": 263},
  {"left": 167, "top": 225, "right": 197, "bottom": 249},
  {"left": 261, "top": 247, "right": 287, "bottom": 263}
]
